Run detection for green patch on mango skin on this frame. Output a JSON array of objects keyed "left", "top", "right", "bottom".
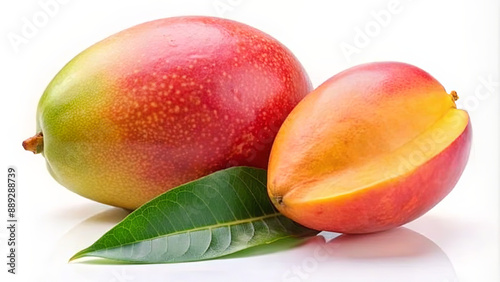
[{"left": 33, "top": 55, "right": 124, "bottom": 202}]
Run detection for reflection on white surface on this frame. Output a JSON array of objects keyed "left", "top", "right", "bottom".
[
  {"left": 296, "top": 228, "right": 459, "bottom": 282},
  {"left": 43, "top": 207, "right": 458, "bottom": 282}
]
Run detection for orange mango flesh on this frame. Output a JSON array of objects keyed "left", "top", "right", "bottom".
[
  {"left": 267, "top": 62, "right": 472, "bottom": 234},
  {"left": 276, "top": 120, "right": 470, "bottom": 234},
  {"left": 284, "top": 109, "right": 469, "bottom": 202}
]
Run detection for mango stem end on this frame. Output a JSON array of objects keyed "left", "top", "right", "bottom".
[
  {"left": 450, "top": 90, "right": 459, "bottom": 101},
  {"left": 22, "top": 132, "right": 44, "bottom": 154}
]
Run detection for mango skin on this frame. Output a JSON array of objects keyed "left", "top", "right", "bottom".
[
  {"left": 267, "top": 62, "right": 472, "bottom": 234},
  {"left": 33, "top": 16, "right": 312, "bottom": 209}
]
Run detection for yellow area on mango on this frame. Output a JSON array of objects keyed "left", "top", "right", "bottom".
[{"left": 283, "top": 109, "right": 469, "bottom": 203}]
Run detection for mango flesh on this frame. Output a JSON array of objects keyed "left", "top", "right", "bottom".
[
  {"left": 24, "top": 16, "right": 312, "bottom": 209},
  {"left": 267, "top": 62, "right": 471, "bottom": 234}
]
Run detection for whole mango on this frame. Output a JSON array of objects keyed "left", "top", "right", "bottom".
[{"left": 23, "top": 16, "right": 312, "bottom": 209}]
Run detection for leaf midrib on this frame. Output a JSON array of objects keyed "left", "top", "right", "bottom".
[{"left": 90, "top": 212, "right": 284, "bottom": 252}]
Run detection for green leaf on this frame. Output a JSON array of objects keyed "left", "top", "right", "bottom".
[{"left": 70, "top": 166, "right": 318, "bottom": 263}]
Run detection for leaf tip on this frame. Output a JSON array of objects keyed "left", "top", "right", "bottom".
[
  {"left": 68, "top": 255, "right": 80, "bottom": 263},
  {"left": 69, "top": 250, "right": 87, "bottom": 263}
]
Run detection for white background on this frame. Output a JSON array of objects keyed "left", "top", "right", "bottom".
[{"left": 1, "top": 0, "right": 499, "bottom": 281}]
